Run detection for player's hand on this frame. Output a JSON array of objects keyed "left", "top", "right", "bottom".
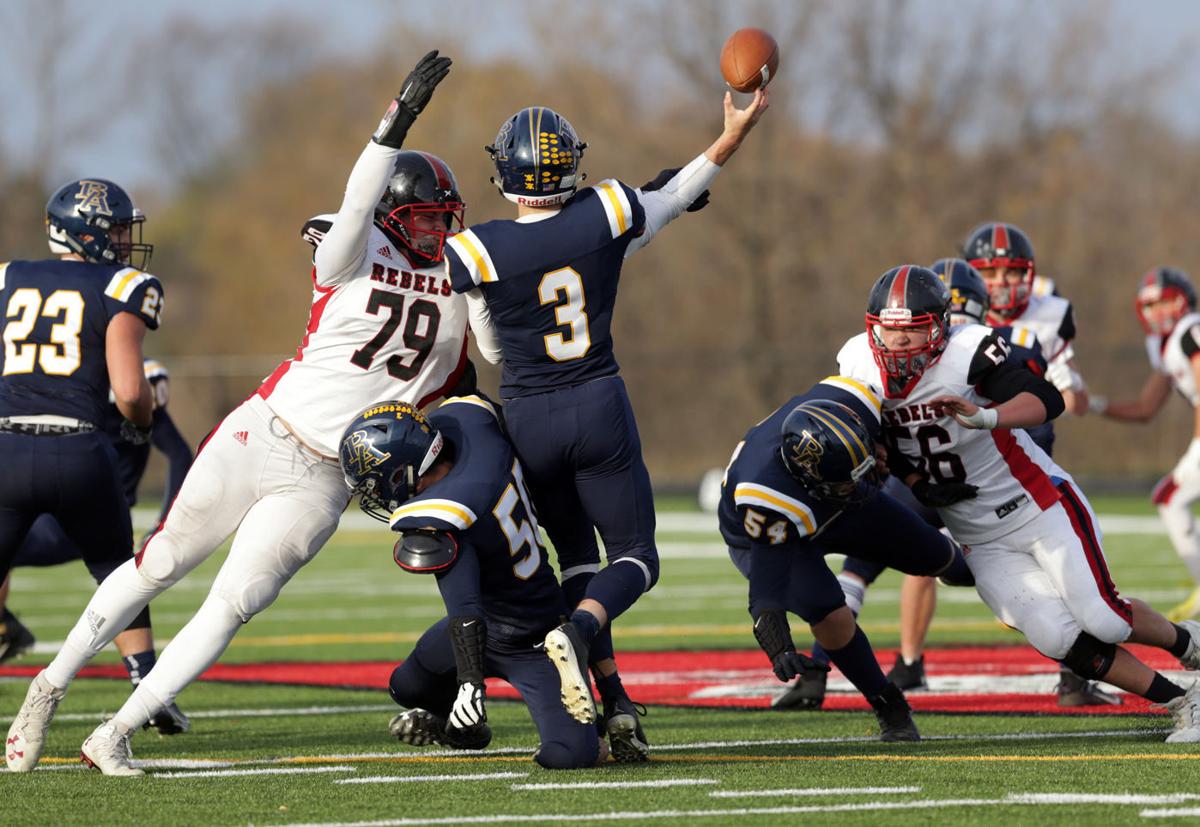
[
  {"left": 771, "top": 650, "right": 829, "bottom": 683},
  {"left": 1045, "top": 361, "right": 1083, "bottom": 393},
  {"left": 449, "top": 682, "right": 486, "bottom": 729},
  {"left": 912, "top": 478, "right": 979, "bottom": 508},
  {"left": 373, "top": 50, "right": 452, "bottom": 148},
  {"left": 706, "top": 87, "right": 770, "bottom": 165},
  {"left": 120, "top": 419, "right": 152, "bottom": 445},
  {"left": 932, "top": 394, "right": 999, "bottom": 430},
  {"left": 640, "top": 168, "right": 711, "bottom": 212}
]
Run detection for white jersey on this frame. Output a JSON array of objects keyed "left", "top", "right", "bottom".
[
  {"left": 1146, "top": 311, "right": 1200, "bottom": 407},
  {"left": 838, "top": 325, "right": 1070, "bottom": 545},
  {"left": 1005, "top": 293, "right": 1074, "bottom": 366},
  {"left": 257, "top": 142, "right": 470, "bottom": 457}
]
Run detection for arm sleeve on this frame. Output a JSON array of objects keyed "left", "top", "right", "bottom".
[
  {"left": 313, "top": 141, "right": 400, "bottom": 287},
  {"left": 746, "top": 546, "right": 792, "bottom": 617},
  {"left": 1180, "top": 323, "right": 1200, "bottom": 360},
  {"left": 434, "top": 536, "right": 484, "bottom": 618},
  {"left": 972, "top": 355, "right": 1065, "bottom": 421},
  {"left": 150, "top": 409, "right": 193, "bottom": 523},
  {"left": 464, "top": 288, "right": 503, "bottom": 365},
  {"left": 625, "top": 154, "right": 720, "bottom": 258}
]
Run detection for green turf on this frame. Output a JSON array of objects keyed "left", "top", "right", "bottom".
[{"left": 3, "top": 495, "right": 1198, "bottom": 825}]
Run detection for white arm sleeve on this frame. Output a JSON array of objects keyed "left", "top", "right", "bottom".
[
  {"left": 314, "top": 141, "right": 400, "bottom": 287},
  {"left": 625, "top": 154, "right": 721, "bottom": 258},
  {"left": 465, "top": 287, "right": 503, "bottom": 365}
]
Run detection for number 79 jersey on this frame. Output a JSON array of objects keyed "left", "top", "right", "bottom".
[
  {"left": 445, "top": 180, "right": 646, "bottom": 398},
  {"left": 838, "top": 324, "right": 1070, "bottom": 545},
  {"left": 257, "top": 222, "right": 469, "bottom": 457}
]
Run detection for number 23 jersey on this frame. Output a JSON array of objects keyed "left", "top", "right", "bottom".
[
  {"left": 257, "top": 223, "right": 469, "bottom": 457},
  {"left": 838, "top": 324, "right": 1070, "bottom": 544}
]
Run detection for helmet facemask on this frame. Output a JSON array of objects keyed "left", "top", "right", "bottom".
[
  {"left": 1136, "top": 285, "right": 1190, "bottom": 337},
  {"left": 975, "top": 261, "right": 1034, "bottom": 319},
  {"left": 867, "top": 307, "right": 949, "bottom": 389},
  {"left": 380, "top": 201, "right": 465, "bottom": 266}
]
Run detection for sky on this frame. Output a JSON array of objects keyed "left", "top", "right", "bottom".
[{"left": 1, "top": 0, "right": 1198, "bottom": 190}]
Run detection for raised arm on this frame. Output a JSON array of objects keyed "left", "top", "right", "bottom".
[{"left": 1091, "top": 371, "right": 1172, "bottom": 424}]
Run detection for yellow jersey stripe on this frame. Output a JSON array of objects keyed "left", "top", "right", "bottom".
[
  {"left": 440, "top": 395, "right": 499, "bottom": 419},
  {"left": 819, "top": 376, "right": 882, "bottom": 419},
  {"left": 448, "top": 231, "right": 495, "bottom": 284},
  {"left": 105, "top": 269, "right": 145, "bottom": 302},
  {"left": 389, "top": 500, "right": 477, "bottom": 530},
  {"left": 733, "top": 484, "right": 816, "bottom": 535},
  {"left": 597, "top": 182, "right": 627, "bottom": 237}
]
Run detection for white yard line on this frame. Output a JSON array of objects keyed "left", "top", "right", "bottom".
[
  {"left": 0, "top": 703, "right": 397, "bottom": 726},
  {"left": 154, "top": 765, "right": 356, "bottom": 779},
  {"left": 337, "top": 772, "right": 529, "bottom": 785},
  {"left": 1142, "top": 808, "right": 1200, "bottom": 818},
  {"left": 512, "top": 779, "right": 719, "bottom": 791},
  {"left": 711, "top": 786, "right": 922, "bottom": 798},
  {"left": 1008, "top": 793, "right": 1200, "bottom": 805}
]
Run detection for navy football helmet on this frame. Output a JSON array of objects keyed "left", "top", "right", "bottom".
[
  {"left": 931, "top": 258, "right": 989, "bottom": 325},
  {"left": 375, "top": 151, "right": 465, "bottom": 266},
  {"left": 962, "top": 222, "right": 1036, "bottom": 317},
  {"left": 46, "top": 178, "right": 153, "bottom": 269},
  {"left": 780, "top": 399, "right": 877, "bottom": 505},
  {"left": 866, "top": 265, "right": 951, "bottom": 394},
  {"left": 339, "top": 402, "right": 445, "bottom": 522},
  {"left": 486, "top": 107, "right": 586, "bottom": 207},
  {"left": 1136, "top": 267, "right": 1197, "bottom": 337}
]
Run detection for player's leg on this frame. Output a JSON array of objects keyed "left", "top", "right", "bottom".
[
  {"left": 387, "top": 618, "right": 461, "bottom": 745},
  {"left": 1152, "top": 472, "right": 1200, "bottom": 620},
  {"left": 891, "top": 574, "right": 936, "bottom": 689},
  {"left": 501, "top": 649, "right": 602, "bottom": 769},
  {"left": 792, "top": 560, "right": 876, "bottom": 711}
]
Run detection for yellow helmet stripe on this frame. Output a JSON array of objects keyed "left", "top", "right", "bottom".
[{"left": 798, "top": 404, "right": 869, "bottom": 468}]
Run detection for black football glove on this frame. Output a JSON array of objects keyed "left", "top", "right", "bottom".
[
  {"left": 770, "top": 650, "right": 829, "bottom": 683},
  {"left": 120, "top": 419, "right": 152, "bottom": 446},
  {"left": 372, "top": 50, "right": 453, "bottom": 148},
  {"left": 639, "top": 167, "right": 710, "bottom": 212},
  {"left": 911, "top": 479, "right": 979, "bottom": 508},
  {"left": 753, "top": 609, "right": 831, "bottom": 683}
]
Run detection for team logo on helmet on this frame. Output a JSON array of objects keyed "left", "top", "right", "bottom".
[
  {"left": 785, "top": 430, "right": 825, "bottom": 479},
  {"left": 74, "top": 180, "right": 113, "bottom": 216},
  {"left": 342, "top": 430, "right": 393, "bottom": 477}
]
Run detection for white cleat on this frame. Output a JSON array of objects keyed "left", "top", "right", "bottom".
[
  {"left": 1160, "top": 682, "right": 1200, "bottom": 744},
  {"left": 80, "top": 722, "right": 145, "bottom": 777},
  {"left": 6, "top": 670, "right": 66, "bottom": 772},
  {"left": 1177, "top": 619, "right": 1200, "bottom": 671},
  {"left": 543, "top": 624, "right": 596, "bottom": 724}
]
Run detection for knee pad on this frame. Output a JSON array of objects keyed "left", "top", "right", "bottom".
[
  {"left": 611, "top": 550, "right": 659, "bottom": 592},
  {"left": 533, "top": 738, "right": 597, "bottom": 770},
  {"left": 1060, "top": 632, "right": 1117, "bottom": 680},
  {"left": 1023, "top": 617, "right": 1077, "bottom": 662},
  {"left": 1079, "top": 604, "right": 1133, "bottom": 648},
  {"left": 218, "top": 573, "right": 284, "bottom": 623}
]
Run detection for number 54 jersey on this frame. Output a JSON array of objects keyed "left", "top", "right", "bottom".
[
  {"left": 258, "top": 220, "right": 469, "bottom": 457},
  {"left": 838, "top": 323, "right": 1070, "bottom": 545}
]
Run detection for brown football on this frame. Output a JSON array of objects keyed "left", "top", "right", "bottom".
[{"left": 720, "top": 28, "right": 780, "bottom": 93}]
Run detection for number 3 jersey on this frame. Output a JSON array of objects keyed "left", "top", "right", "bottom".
[
  {"left": 718, "top": 377, "right": 884, "bottom": 551},
  {"left": 0, "top": 259, "right": 163, "bottom": 424},
  {"left": 257, "top": 221, "right": 469, "bottom": 457},
  {"left": 838, "top": 324, "right": 1070, "bottom": 545},
  {"left": 444, "top": 181, "right": 646, "bottom": 399},
  {"left": 388, "top": 396, "right": 568, "bottom": 645}
]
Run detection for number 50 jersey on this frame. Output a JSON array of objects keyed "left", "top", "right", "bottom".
[
  {"left": 0, "top": 259, "right": 163, "bottom": 424},
  {"left": 444, "top": 181, "right": 646, "bottom": 398}
]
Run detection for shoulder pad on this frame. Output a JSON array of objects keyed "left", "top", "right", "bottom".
[
  {"left": 393, "top": 529, "right": 459, "bottom": 573},
  {"left": 439, "top": 394, "right": 499, "bottom": 420},
  {"left": 817, "top": 375, "right": 883, "bottom": 423}
]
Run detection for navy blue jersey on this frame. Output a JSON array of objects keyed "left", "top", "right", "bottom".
[
  {"left": 718, "top": 377, "right": 884, "bottom": 551},
  {"left": 0, "top": 259, "right": 162, "bottom": 424},
  {"left": 445, "top": 181, "right": 646, "bottom": 398},
  {"left": 389, "top": 396, "right": 567, "bottom": 643}
]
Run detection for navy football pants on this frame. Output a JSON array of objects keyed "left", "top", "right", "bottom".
[
  {"left": 841, "top": 474, "right": 944, "bottom": 585},
  {"left": 389, "top": 618, "right": 599, "bottom": 769}
]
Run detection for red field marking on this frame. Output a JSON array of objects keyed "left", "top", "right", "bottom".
[{"left": 1, "top": 646, "right": 1182, "bottom": 716}]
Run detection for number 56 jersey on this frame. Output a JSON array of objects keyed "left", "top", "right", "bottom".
[{"left": 838, "top": 324, "right": 1070, "bottom": 545}]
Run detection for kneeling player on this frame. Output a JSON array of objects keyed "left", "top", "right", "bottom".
[
  {"left": 719, "top": 376, "right": 974, "bottom": 741},
  {"left": 340, "top": 397, "right": 605, "bottom": 769},
  {"left": 840, "top": 264, "right": 1200, "bottom": 741}
]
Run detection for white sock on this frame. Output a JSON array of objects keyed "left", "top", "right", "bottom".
[
  {"left": 112, "top": 595, "right": 243, "bottom": 730},
  {"left": 44, "top": 560, "right": 163, "bottom": 690},
  {"left": 837, "top": 573, "right": 866, "bottom": 615}
]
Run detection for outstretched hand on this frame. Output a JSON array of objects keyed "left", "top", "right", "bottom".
[
  {"left": 373, "top": 49, "right": 452, "bottom": 148},
  {"left": 706, "top": 86, "right": 770, "bottom": 166}
]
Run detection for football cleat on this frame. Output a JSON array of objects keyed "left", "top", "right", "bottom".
[
  {"left": 444, "top": 722, "right": 493, "bottom": 751},
  {"left": 1167, "top": 587, "right": 1200, "bottom": 623},
  {"left": 0, "top": 609, "right": 36, "bottom": 663},
  {"left": 544, "top": 623, "right": 596, "bottom": 724},
  {"left": 80, "top": 722, "right": 144, "bottom": 776},
  {"left": 6, "top": 670, "right": 65, "bottom": 772},
  {"left": 1055, "top": 670, "right": 1121, "bottom": 707},
  {"left": 771, "top": 664, "right": 828, "bottom": 710},
  {"left": 886, "top": 654, "right": 928, "bottom": 691},
  {"left": 1177, "top": 619, "right": 1200, "bottom": 671},
  {"left": 146, "top": 702, "right": 191, "bottom": 736},
  {"left": 1159, "top": 682, "right": 1200, "bottom": 743},
  {"left": 869, "top": 684, "right": 921, "bottom": 742},
  {"left": 389, "top": 708, "right": 449, "bottom": 747},
  {"left": 603, "top": 695, "right": 649, "bottom": 763}
]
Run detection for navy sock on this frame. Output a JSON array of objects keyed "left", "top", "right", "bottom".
[
  {"left": 1145, "top": 673, "right": 1186, "bottom": 704},
  {"left": 810, "top": 642, "right": 830, "bottom": 666},
  {"left": 585, "top": 563, "right": 646, "bottom": 622},
  {"left": 122, "top": 650, "right": 157, "bottom": 687},
  {"left": 570, "top": 609, "right": 602, "bottom": 645},
  {"left": 593, "top": 670, "right": 626, "bottom": 703},
  {"left": 824, "top": 626, "right": 888, "bottom": 699},
  {"left": 1168, "top": 624, "right": 1192, "bottom": 658}
]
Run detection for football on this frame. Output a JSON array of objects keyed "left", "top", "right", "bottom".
[{"left": 720, "top": 27, "right": 780, "bottom": 93}]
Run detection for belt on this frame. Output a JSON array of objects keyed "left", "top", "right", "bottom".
[{"left": 0, "top": 415, "right": 96, "bottom": 436}]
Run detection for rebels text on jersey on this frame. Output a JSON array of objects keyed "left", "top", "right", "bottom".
[
  {"left": 389, "top": 396, "right": 568, "bottom": 646},
  {"left": 445, "top": 181, "right": 646, "bottom": 398},
  {"left": 718, "top": 377, "right": 884, "bottom": 552},
  {"left": 1146, "top": 311, "right": 1200, "bottom": 407},
  {"left": 838, "top": 325, "right": 1070, "bottom": 545},
  {"left": 258, "top": 222, "right": 469, "bottom": 457},
  {"left": 0, "top": 260, "right": 163, "bottom": 424}
]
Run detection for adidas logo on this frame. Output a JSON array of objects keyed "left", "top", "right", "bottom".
[
  {"left": 377, "top": 245, "right": 393, "bottom": 260},
  {"left": 233, "top": 431, "right": 249, "bottom": 445}
]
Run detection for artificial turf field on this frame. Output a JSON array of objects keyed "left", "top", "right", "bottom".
[{"left": 3, "top": 494, "right": 1200, "bottom": 825}]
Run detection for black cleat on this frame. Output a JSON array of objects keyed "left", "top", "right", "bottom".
[
  {"left": 885, "top": 653, "right": 927, "bottom": 691},
  {"left": 389, "top": 708, "right": 449, "bottom": 747},
  {"left": 869, "top": 683, "right": 921, "bottom": 742},
  {"left": 602, "top": 694, "right": 649, "bottom": 763},
  {"left": 1056, "top": 670, "right": 1121, "bottom": 707},
  {"left": 0, "top": 609, "right": 36, "bottom": 664},
  {"left": 146, "top": 702, "right": 191, "bottom": 735},
  {"left": 772, "top": 664, "right": 828, "bottom": 710}
]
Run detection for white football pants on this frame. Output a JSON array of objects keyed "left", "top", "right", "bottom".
[{"left": 1152, "top": 454, "right": 1200, "bottom": 584}]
